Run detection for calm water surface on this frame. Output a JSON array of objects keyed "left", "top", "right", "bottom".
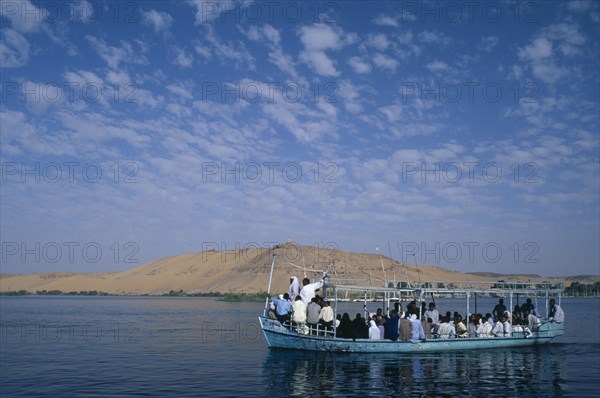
[{"left": 1, "top": 296, "right": 598, "bottom": 397}]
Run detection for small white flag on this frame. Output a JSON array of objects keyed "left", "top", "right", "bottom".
[{"left": 375, "top": 246, "right": 380, "bottom": 251}]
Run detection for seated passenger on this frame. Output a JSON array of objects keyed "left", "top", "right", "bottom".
[
  {"left": 269, "top": 292, "right": 292, "bottom": 323},
  {"left": 478, "top": 317, "right": 493, "bottom": 337},
  {"left": 454, "top": 315, "right": 467, "bottom": 338},
  {"left": 548, "top": 299, "right": 565, "bottom": 323},
  {"left": 376, "top": 316, "right": 385, "bottom": 339},
  {"left": 520, "top": 298, "right": 539, "bottom": 317},
  {"left": 524, "top": 309, "right": 541, "bottom": 331},
  {"left": 369, "top": 319, "right": 381, "bottom": 340},
  {"left": 306, "top": 297, "right": 321, "bottom": 331},
  {"left": 291, "top": 295, "right": 307, "bottom": 324},
  {"left": 436, "top": 316, "right": 455, "bottom": 339},
  {"left": 492, "top": 317, "right": 504, "bottom": 337},
  {"left": 502, "top": 313, "right": 512, "bottom": 336},
  {"left": 512, "top": 305, "right": 523, "bottom": 325},
  {"left": 468, "top": 314, "right": 478, "bottom": 337},
  {"left": 337, "top": 313, "right": 352, "bottom": 338},
  {"left": 318, "top": 300, "right": 334, "bottom": 328},
  {"left": 425, "top": 303, "right": 439, "bottom": 326}
]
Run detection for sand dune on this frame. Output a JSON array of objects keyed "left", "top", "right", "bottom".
[{"left": 0, "top": 243, "right": 595, "bottom": 295}]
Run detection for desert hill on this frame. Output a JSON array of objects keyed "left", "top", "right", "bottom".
[{"left": 0, "top": 243, "right": 596, "bottom": 295}]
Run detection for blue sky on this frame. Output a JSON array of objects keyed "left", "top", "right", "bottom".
[{"left": 1, "top": 0, "right": 598, "bottom": 277}]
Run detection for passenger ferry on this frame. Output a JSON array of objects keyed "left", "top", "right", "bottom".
[{"left": 259, "top": 255, "right": 565, "bottom": 353}]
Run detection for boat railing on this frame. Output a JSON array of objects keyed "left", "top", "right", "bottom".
[{"left": 280, "top": 320, "right": 336, "bottom": 338}]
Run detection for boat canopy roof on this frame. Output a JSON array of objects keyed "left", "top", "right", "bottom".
[{"left": 327, "top": 280, "right": 564, "bottom": 296}]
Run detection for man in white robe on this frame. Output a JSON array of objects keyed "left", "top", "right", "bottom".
[
  {"left": 299, "top": 277, "right": 323, "bottom": 305},
  {"left": 288, "top": 276, "right": 299, "bottom": 302}
]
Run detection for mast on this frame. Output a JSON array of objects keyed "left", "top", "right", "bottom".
[{"left": 264, "top": 253, "right": 276, "bottom": 311}]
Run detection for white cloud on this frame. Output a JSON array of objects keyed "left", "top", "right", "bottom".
[
  {"left": 542, "top": 23, "right": 586, "bottom": 57},
  {"left": 566, "top": 0, "right": 593, "bottom": 12},
  {"left": 366, "top": 33, "right": 390, "bottom": 51},
  {"left": 396, "top": 31, "right": 414, "bottom": 45},
  {"left": 478, "top": 36, "right": 499, "bottom": 52},
  {"left": 167, "top": 83, "right": 193, "bottom": 100},
  {"left": 518, "top": 37, "right": 553, "bottom": 61},
  {"left": 373, "top": 53, "right": 399, "bottom": 72},
  {"left": 0, "top": 28, "right": 30, "bottom": 67},
  {"left": 86, "top": 36, "right": 148, "bottom": 70},
  {"left": 194, "top": 27, "right": 254, "bottom": 70},
  {"left": 298, "top": 24, "right": 347, "bottom": 77},
  {"left": 188, "top": 0, "right": 237, "bottom": 24},
  {"left": 142, "top": 9, "right": 174, "bottom": 33},
  {"left": 172, "top": 47, "right": 193, "bottom": 68},
  {"left": 531, "top": 63, "right": 569, "bottom": 84},
  {"left": 337, "top": 80, "right": 365, "bottom": 113},
  {"left": 372, "top": 14, "right": 401, "bottom": 26},
  {"left": 517, "top": 24, "right": 586, "bottom": 85},
  {"left": 426, "top": 60, "right": 449, "bottom": 73},
  {"left": 418, "top": 30, "right": 450, "bottom": 44},
  {"left": 0, "top": 0, "right": 43, "bottom": 33},
  {"left": 245, "top": 25, "right": 301, "bottom": 81},
  {"left": 348, "top": 56, "right": 371, "bottom": 74},
  {"left": 300, "top": 50, "right": 339, "bottom": 76},
  {"left": 246, "top": 24, "right": 280, "bottom": 45}
]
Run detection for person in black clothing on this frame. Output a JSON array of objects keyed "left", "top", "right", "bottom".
[
  {"left": 492, "top": 298, "right": 506, "bottom": 317},
  {"left": 337, "top": 313, "right": 353, "bottom": 338},
  {"left": 351, "top": 313, "right": 369, "bottom": 339}
]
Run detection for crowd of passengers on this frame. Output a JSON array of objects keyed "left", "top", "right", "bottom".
[{"left": 267, "top": 275, "right": 565, "bottom": 341}]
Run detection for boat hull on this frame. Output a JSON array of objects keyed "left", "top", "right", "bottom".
[{"left": 259, "top": 316, "right": 564, "bottom": 353}]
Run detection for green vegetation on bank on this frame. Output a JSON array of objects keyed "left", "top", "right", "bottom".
[
  {"left": 0, "top": 290, "right": 111, "bottom": 296},
  {"left": 565, "top": 282, "right": 600, "bottom": 296},
  {"left": 218, "top": 292, "right": 267, "bottom": 302}
]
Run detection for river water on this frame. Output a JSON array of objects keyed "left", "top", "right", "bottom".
[{"left": 1, "top": 296, "right": 598, "bottom": 397}]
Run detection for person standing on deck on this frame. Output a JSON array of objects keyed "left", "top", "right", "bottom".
[
  {"left": 299, "top": 276, "right": 324, "bottom": 305},
  {"left": 492, "top": 299, "right": 506, "bottom": 318},
  {"left": 288, "top": 276, "right": 299, "bottom": 302},
  {"left": 384, "top": 310, "right": 400, "bottom": 341}
]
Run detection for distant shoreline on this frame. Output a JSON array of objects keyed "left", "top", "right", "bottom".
[{"left": 0, "top": 289, "right": 267, "bottom": 301}]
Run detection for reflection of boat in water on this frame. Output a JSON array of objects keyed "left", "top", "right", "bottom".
[
  {"left": 259, "top": 255, "right": 565, "bottom": 353},
  {"left": 261, "top": 344, "right": 569, "bottom": 396}
]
